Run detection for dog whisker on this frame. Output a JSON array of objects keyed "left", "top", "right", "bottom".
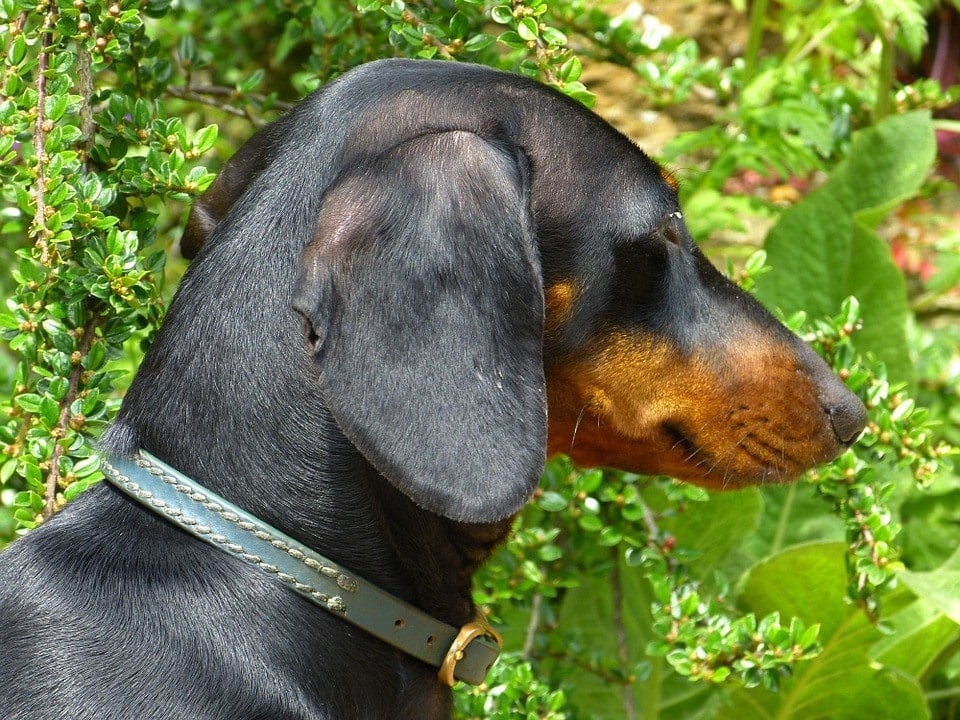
[{"left": 569, "top": 403, "right": 589, "bottom": 454}]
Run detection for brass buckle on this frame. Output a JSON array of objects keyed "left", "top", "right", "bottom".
[{"left": 437, "top": 615, "right": 503, "bottom": 687}]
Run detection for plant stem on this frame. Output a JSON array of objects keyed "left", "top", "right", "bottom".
[
  {"left": 873, "top": 10, "right": 895, "bottom": 119},
  {"left": 521, "top": 591, "right": 542, "bottom": 658},
  {"left": 32, "top": 4, "right": 57, "bottom": 264},
  {"left": 771, "top": 484, "right": 797, "bottom": 555},
  {"left": 611, "top": 550, "right": 637, "bottom": 720},
  {"left": 744, "top": 0, "right": 770, "bottom": 81},
  {"left": 926, "top": 686, "right": 960, "bottom": 701},
  {"left": 43, "top": 312, "right": 100, "bottom": 519},
  {"left": 77, "top": 44, "right": 95, "bottom": 170},
  {"left": 643, "top": 657, "right": 663, "bottom": 720}
]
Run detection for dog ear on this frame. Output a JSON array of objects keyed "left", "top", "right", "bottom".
[{"left": 293, "top": 131, "right": 546, "bottom": 523}]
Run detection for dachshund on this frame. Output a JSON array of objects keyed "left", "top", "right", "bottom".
[{"left": 0, "top": 59, "right": 866, "bottom": 719}]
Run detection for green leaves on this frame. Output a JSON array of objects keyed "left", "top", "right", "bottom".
[
  {"left": 754, "top": 111, "right": 937, "bottom": 382},
  {"left": 866, "top": 0, "right": 927, "bottom": 60},
  {"left": 475, "top": 466, "right": 839, "bottom": 716},
  {"left": 455, "top": 652, "right": 569, "bottom": 719},
  {"left": 1, "top": 1, "right": 957, "bottom": 716},
  {"left": 470, "top": 276, "right": 954, "bottom": 717},
  {"left": 724, "top": 543, "right": 930, "bottom": 720},
  {"left": 486, "top": 0, "right": 594, "bottom": 105},
  {"left": 0, "top": 2, "right": 213, "bottom": 528}
]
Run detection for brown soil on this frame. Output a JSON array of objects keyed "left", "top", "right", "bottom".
[{"left": 581, "top": 0, "right": 747, "bottom": 153}]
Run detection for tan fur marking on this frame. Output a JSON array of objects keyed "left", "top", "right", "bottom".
[
  {"left": 546, "top": 330, "right": 839, "bottom": 489},
  {"left": 660, "top": 165, "right": 679, "bottom": 192},
  {"left": 544, "top": 281, "right": 577, "bottom": 332}
]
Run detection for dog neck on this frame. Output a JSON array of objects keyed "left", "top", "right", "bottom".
[
  {"left": 101, "top": 412, "right": 509, "bottom": 647},
  {"left": 99, "top": 271, "right": 512, "bottom": 669},
  {"left": 372, "top": 479, "right": 514, "bottom": 627}
]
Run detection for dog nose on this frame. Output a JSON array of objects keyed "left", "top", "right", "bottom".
[
  {"left": 827, "top": 392, "right": 868, "bottom": 445},
  {"left": 794, "top": 340, "right": 868, "bottom": 446}
]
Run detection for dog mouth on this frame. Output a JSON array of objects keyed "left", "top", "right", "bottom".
[
  {"left": 547, "top": 400, "right": 843, "bottom": 490},
  {"left": 656, "top": 415, "right": 827, "bottom": 489},
  {"left": 661, "top": 421, "right": 707, "bottom": 467}
]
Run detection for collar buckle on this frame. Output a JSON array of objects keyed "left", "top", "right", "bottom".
[{"left": 437, "top": 615, "right": 503, "bottom": 687}]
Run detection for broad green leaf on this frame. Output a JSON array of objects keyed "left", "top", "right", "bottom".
[
  {"left": 870, "top": 590, "right": 960, "bottom": 679},
  {"left": 740, "top": 483, "right": 842, "bottom": 564},
  {"left": 735, "top": 542, "right": 849, "bottom": 636},
  {"left": 657, "top": 487, "right": 763, "bottom": 582},
  {"left": 898, "top": 545, "right": 960, "bottom": 625},
  {"left": 720, "top": 542, "right": 929, "bottom": 720},
  {"left": 755, "top": 111, "right": 937, "bottom": 382},
  {"left": 899, "top": 479, "right": 960, "bottom": 570}
]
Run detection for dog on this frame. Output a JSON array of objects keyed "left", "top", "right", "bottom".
[{"left": 0, "top": 59, "right": 866, "bottom": 719}]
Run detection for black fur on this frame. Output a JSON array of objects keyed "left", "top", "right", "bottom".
[{"left": 0, "top": 59, "right": 865, "bottom": 720}]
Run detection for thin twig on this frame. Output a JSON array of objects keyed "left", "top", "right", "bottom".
[
  {"left": 165, "top": 84, "right": 292, "bottom": 128},
  {"left": 521, "top": 591, "right": 543, "bottom": 658},
  {"left": 174, "top": 83, "right": 294, "bottom": 111},
  {"left": 8, "top": 411, "right": 31, "bottom": 458},
  {"left": 43, "top": 312, "right": 101, "bottom": 519},
  {"left": 542, "top": 649, "right": 632, "bottom": 685},
  {"left": 640, "top": 501, "right": 660, "bottom": 541},
  {"left": 165, "top": 85, "right": 252, "bottom": 120},
  {"left": 611, "top": 549, "right": 637, "bottom": 720},
  {"left": 77, "top": 44, "right": 95, "bottom": 169},
  {"left": 32, "top": 3, "right": 58, "bottom": 265},
  {"left": 423, "top": 33, "right": 454, "bottom": 59}
]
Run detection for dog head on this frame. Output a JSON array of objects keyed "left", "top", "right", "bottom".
[{"left": 183, "top": 60, "right": 866, "bottom": 524}]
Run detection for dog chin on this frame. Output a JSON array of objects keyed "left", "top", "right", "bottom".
[{"left": 554, "top": 419, "right": 845, "bottom": 491}]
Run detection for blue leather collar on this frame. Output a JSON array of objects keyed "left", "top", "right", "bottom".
[{"left": 101, "top": 451, "right": 501, "bottom": 686}]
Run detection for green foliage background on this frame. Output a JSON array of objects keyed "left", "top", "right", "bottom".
[{"left": 1, "top": 0, "right": 959, "bottom": 718}]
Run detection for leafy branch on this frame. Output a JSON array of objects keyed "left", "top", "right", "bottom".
[
  {"left": 798, "top": 297, "right": 956, "bottom": 621},
  {"left": 0, "top": 1, "right": 214, "bottom": 526}
]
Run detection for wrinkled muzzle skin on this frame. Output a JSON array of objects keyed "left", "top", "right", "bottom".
[{"left": 543, "top": 213, "right": 867, "bottom": 489}]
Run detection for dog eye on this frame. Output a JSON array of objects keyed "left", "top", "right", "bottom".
[
  {"left": 662, "top": 225, "right": 683, "bottom": 246},
  {"left": 660, "top": 211, "right": 685, "bottom": 247}
]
